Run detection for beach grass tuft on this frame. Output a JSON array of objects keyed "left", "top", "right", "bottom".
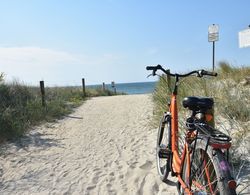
[
  {"left": 152, "top": 61, "right": 250, "bottom": 164},
  {"left": 0, "top": 75, "right": 122, "bottom": 142}
]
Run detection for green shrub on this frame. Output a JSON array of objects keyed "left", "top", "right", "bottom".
[
  {"left": 86, "top": 87, "right": 124, "bottom": 97},
  {"left": 152, "top": 61, "right": 249, "bottom": 155},
  {"left": 153, "top": 62, "right": 250, "bottom": 124},
  {"left": 0, "top": 82, "right": 33, "bottom": 140},
  {"left": 0, "top": 78, "right": 123, "bottom": 142},
  {"left": 152, "top": 62, "right": 250, "bottom": 168}
]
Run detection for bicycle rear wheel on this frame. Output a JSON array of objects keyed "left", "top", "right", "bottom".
[
  {"left": 180, "top": 138, "right": 236, "bottom": 195},
  {"left": 156, "top": 113, "right": 171, "bottom": 182}
]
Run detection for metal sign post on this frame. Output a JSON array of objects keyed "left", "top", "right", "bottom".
[
  {"left": 208, "top": 24, "right": 219, "bottom": 71},
  {"left": 111, "top": 81, "right": 116, "bottom": 94}
]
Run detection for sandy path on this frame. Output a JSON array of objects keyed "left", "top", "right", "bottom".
[{"left": 0, "top": 94, "right": 177, "bottom": 195}]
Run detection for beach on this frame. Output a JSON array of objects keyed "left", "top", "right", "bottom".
[{"left": 0, "top": 94, "right": 177, "bottom": 195}]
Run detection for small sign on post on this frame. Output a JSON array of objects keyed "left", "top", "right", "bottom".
[
  {"left": 102, "top": 82, "right": 106, "bottom": 91},
  {"left": 239, "top": 26, "right": 250, "bottom": 48},
  {"left": 208, "top": 24, "right": 219, "bottom": 71},
  {"left": 111, "top": 81, "right": 116, "bottom": 94},
  {"left": 208, "top": 24, "right": 219, "bottom": 42}
]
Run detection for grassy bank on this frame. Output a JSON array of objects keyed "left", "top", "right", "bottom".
[
  {"left": 0, "top": 76, "right": 121, "bottom": 142},
  {"left": 152, "top": 62, "right": 250, "bottom": 162}
]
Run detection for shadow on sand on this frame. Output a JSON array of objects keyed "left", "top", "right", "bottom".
[
  {"left": 16, "top": 132, "right": 64, "bottom": 149},
  {"left": 0, "top": 131, "right": 65, "bottom": 155}
]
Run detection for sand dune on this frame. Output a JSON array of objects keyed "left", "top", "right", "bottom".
[{"left": 0, "top": 94, "right": 178, "bottom": 195}]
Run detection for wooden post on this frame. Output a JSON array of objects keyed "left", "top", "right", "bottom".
[
  {"left": 166, "top": 70, "right": 171, "bottom": 93},
  {"left": 111, "top": 81, "right": 116, "bottom": 94},
  {"left": 102, "top": 82, "right": 106, "bottom": 91},
  {"left": 40, "top": 81, "right": 46, "bottom": 107},
  {"left": 82, "top": 78, "right": 86, "bottom": 97}
]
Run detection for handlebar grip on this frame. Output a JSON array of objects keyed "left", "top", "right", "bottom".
[
  {"left": 146, "top": 64, "right": 162, "bottom": 70},
  {"left": 146, "top": 66, "right": 157, "bottom": 70},
  {"left": 202, "top": 70, "right": 217, "bottom": 77}
]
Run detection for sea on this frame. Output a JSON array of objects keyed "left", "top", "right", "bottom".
[{"left": 87, "top": 81, "right": 157, "bottom": 95}]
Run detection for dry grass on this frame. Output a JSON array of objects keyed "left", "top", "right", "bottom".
[
  {"left": 0, "top": 76, "right": 123, "bottom": 142},
  {"left": 152, "top": 61, "right": 250, "bottom": 158},
  {"left": 152, "top": 61, "right": 250, "bottom": 193}
]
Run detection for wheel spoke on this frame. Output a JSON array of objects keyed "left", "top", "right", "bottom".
[
  {"left": 191, "top": 149, "right": 219, "bottom": 194},
  {"left": 204, "top": 159, "right": 216, "bottom": 193},
  {"left": 180, "top": 139, "right": 236, "bottom": 195},
  {"left": 196, "top": 159, "right": 212, "bottom": 183}
]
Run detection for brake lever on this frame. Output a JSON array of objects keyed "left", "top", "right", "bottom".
[
  {"left": 147, "top": 73, "right": 161, "bottom": 78},
  {"left": 197, "top": 70, "right": 203, "bottom": 78}
]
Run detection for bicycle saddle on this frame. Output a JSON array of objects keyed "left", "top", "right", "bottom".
[{"left": 182, "top": 96, "right": 214, "bottom": 111}]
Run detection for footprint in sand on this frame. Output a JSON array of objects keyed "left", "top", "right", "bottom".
[
  {"left": 119, "top": 174, "right": 124, "bottom": 179},
  {"left": 129, "top": 161, "right": 138, "bottom": 169},
  {"left": 106, "top": 183, "right": 117, "bottom": 195},
  {"left": 109, "top": 172, "right": 115, "bottom": 177},
  {"left": 139, "top": 160, "right": 153, "bottom": 170},
  {"left": 91, "top": 169, "right": 103, "bottom": 184},
  {"left": 86, "top": 185, "right": 96, "bottom": 191}
]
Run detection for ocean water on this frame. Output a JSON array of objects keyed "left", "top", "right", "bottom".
[{"left": 87, "top": 81, "right": 156, "bottom": 95}]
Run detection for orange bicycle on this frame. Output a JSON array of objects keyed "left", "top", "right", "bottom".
[{"left": 146, "top": 65, "right": 237, "bottom": 195}]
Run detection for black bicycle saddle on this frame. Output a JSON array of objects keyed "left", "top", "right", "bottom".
[{"left": 182, "top": 96, "right": 214, "bottom": 111}]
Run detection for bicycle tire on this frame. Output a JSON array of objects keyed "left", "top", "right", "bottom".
[
  {"left": 156, "top": 114, "right": 171, "bottom": 182},
  {"left": 179, "top": 138, "right": 236, "bottom": 195}
]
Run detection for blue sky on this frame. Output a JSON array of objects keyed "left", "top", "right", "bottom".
[{"left": 0, "top": 0, "right": 249, "bottom": 86}]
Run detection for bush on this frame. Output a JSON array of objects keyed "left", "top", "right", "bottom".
[
  {"left": 152, "top": 62, "right": 250, "bottom": 170},
  {"left": 0, "top": 82, "right": 32, "bottom": 140},
  {"left": 153, "top": 62, "right": 250, "bottom": 124},
  {"left": 0, "top": 79, "right": 122, "bottom": 142}
]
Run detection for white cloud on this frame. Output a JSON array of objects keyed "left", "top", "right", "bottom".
[
  {"left": 0, "top": 47, "right": 80, "bottom": 68},
  {"left": 0, "top": 46, "right": 124, "bottom": 85}
]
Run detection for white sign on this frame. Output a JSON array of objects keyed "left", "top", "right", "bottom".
[
  {"left": 208, "top": 24, "right": 219, "bottom": 42},
  {"left": 239, "top": 28, "right": 250, "bottom": 48},
  {"left": 208, "top": 24, "right": 219, "bottom": 34},
  {"left": 208, "top": 33, "right": 219, "bottom": 42}
]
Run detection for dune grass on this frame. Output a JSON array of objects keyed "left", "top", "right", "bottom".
[
  {"left": 152, "top": 61, "right": 250, "bottom": 163},
  {"left": 0, "top": 77, "right": 123, "bottom": 142},
  {"left": 153, "top": 61, "right": 249, "bottom": 122}
]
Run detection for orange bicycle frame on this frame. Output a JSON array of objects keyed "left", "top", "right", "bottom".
[
  {"left": 170, "top": 93, "right": 193, "bottom": 194},
  {"left": 146, "top": 65, "right": 234, "bottom": 194}
]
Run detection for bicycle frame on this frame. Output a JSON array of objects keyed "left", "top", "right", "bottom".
[
  {"left": 167, "top": 75, "right": 195, "bottom": 194},
  {"left": 169, "top": 92, "right": 193, "bottom": 194},
  {"left": 147, "top": 65, "right": 235, "bottom": 194},
  {"left": 169, "top": 77, "right": 225, "bottom": 194}
]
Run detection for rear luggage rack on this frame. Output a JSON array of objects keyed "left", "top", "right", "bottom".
[{"left": 195, "top": 123, "right": 232, "bottom": 148}]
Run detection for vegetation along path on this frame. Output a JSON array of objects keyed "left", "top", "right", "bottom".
[{"left": 0, "top": 94, "right": 177, "bottom": 195}]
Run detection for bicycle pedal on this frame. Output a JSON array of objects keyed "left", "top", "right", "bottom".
[{"left": 158, "top": 147, "right": 171, "bottom": 158}]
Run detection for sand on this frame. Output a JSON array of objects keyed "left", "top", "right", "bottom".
[
  {"left": 1, "top": 94, "right": 248, "bottom": 195},
  {"left": 0, "top": 94, "right": 178, "bottom": 195}
]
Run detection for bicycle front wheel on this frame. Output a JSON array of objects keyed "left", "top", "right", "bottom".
[
  {"left": 180, "top": 138, "right": 236, "bottom": 195},
  {"left": 156, "top": 113, "right": 171, "bottom": 182}
]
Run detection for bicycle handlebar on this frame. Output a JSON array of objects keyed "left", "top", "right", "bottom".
[
  {"left": 146, "top": 64, "right": 217, "bottom": 78},
  {"left": 200, "top": 70, "right": 217, "bottom": 77},
  {"left": 146, "top": 66, "right": 158, "bottom": 70}
]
